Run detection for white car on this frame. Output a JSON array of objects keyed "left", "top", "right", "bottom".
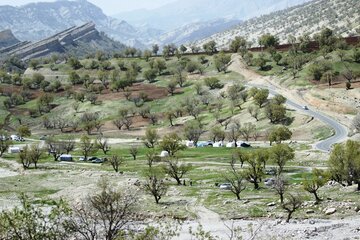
[{"left": 219, "top": 183, "right": 232, "bottom": 190}]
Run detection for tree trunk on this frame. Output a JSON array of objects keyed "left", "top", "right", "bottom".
[
  {"left": 280, "top": 194, "right": 284, "bottom": 204},
  {"left": 286, "top": 211, "right": 293, "bottom": 223},
  {"left": 314, "top": 191, "right": 321, "bottom": 203},
  {"left": 236, "top": 193, "right": 240, "bottom": 200},
  {"left": 254, "top": 181, "right": 259, "bottom": 190},
  {"left": 357, "top": 182, "right": 360, "bottom": 191}
]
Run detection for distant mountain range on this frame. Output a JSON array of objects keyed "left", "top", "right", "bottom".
[
  {"left": 114, "top": 0, "right": 311, "bottom": 30},
  {"left": 195, "top": 0, "right": 360, "bottom": 49}
]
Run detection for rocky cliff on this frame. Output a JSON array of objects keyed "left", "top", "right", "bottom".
[
  {"left": 0, "top": 30, "right": 20, "bottom": 49},
  {"left": 1, "top": 22, "right": 125, "bottom": 60}
]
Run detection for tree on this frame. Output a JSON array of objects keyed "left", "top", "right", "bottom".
[
  {"left": 273, "top": 175, "right": 288, "bottom": 204},
  {"left": 29, "top": 59, "right": 40, "bottom": 70},
  {"left": 67, "top": 179, "right": 137, "bottom": 240},
  {"left": 248, "top": 105, "right": 260, "bottom": 121},
  {"left": 179, "top": 45, "right": 187, "bottom": 54},
  {"left": 239, "top": 122, "right": 256, "bottom": 141},
  {"left": 146, "top": 149, "right": 160, "bottom": 168},
  {"left": 253, "top": 57, "right": 267, "bottom": 71},
  {"left": 213, "top": 51, "right": 231, "bottom": 73},
  {"left": 258, "top": 34, "right": 279, "bottom": 50},
  {"left": 159, "top": 133, "right": 185, "bottom": 156},
  {"left": 174, "top": 67, "right": 187, "bottom": 88},
  {"left": 253, "top": 89, "right": 269, "bottom": 108},
  {"left": 68, "top": 57, "right": 82, "bottom": 70},
  {"left": 143, "top": 128, "right": 159, "bottom": 148},
  {"left": 0, "top": 132, "right": 11, "bottom": 157},
  {"left": 223, "top": 158, "right": 247, "bottom": 200},
  {"left": 79, "top": 135, "right": 97, "bottom": 161},
  {"left": 143, "top": 167, "right": 168, "bottom": 204},
  {"left": 63, "top": 135, "right": 76, "bottom": 154},
  {"left": 273, "top": 53, "right": 282, "bottom": 65},
  {"left": 162, "top": 157, "right": 192, "bottom": 185},
  {"left": 245, "top": 150, "right": 265, "bottom": 189},
  {"left": 69, "top": 71, "right": 81, "bottom": 85},
  {"left": 129, "top": 146, "right": 138, "bottom": 160},
  {"left": 203, "top": 40, "right": 217, "bottom": 54},
  {"left": 143, "top": 50, "right": 152, "bottom": 61},
  {"left": 46, "top": 137, "right": 66, "bottom": 161},
  {"left": 152, "top": 44, "right": 159, "bottom": 55},
  {"left": 210, "top": 126, "right": 225, "bottom": 142},
  {"left": 226, "top": 123, "right": 241, "bottom": 147},
  {"left": 0, "top": 194, "right": 71, "bottom": 240},
  {"left": 352, "top": 113, "right": 360, "bottom": 133},
  {"left": 232, "top": 149, "right": 250, "bottom": 168},
  {"left": 268, "top": 126, "right": 292, "bottom": 145},
  {"left": 269, "top": 144, "right": 294, "bottom": 175},
  {"left": 81, "top": 112, "right": 101, "bottom": 135},
  {"left": 96, "top": 136, "right": 110, "bottom": 155},
  {"left": 282, "top": 194, "right": 302, "bottom": 223},
  {"left": 143, "top": 69, "right": 157, "bottom": 83},
  {"left": 109, "top": 155, "right": 124, "bottom": 173},
  {"left": 265, "top": 103, "right": 287, "bottom": 123},
  {"left": 18, "top": 145, "right": 43, "bottom": 169},
  {"left": 204, "top": 77, "right": 222, "bottom": 90},
  {"left": 303, "top": 168, "right": 328, "bottom": 204},
  {"left": 184, "top": 120, "right": 203, "bottom": 147},
  {"left": 167, "top": 80, "right": 177, "bottom": 96},
  {"left": 16, "top": 125, "right": 31, "bottom": 138},
  {"left": 37, "top": 93, "right": 54, "bottom": 113},
  {"left": 328, "top": 140, "right": 360, "bottom": 190},
  {"left": 230, "top": 36, "right": 248, "bottom": 56}
]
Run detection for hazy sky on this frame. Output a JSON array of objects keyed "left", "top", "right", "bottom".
[{"left": 0, "top": 0, "right": 177, "bottom": 15}]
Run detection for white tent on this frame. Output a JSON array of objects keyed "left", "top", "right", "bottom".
[
  {"left": 213, "top": 141, "right": 224, "bottom": 148},
  {"left": 226, "top": 142, "right": 236, "bottom": 148},
  {"left": 160, "top": 151, "right": 169, "bottom": 157},
  {"left": 186, "top": 141, "right": 194, "bottom": 147}
]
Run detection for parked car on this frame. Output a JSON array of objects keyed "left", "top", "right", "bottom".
[
  {"left": 219, "top": 183, "right": 232, "bottom": 190},
  {"left": 303, "top": 106, "right": 309, "bottom": 110},
  {"left": 240, "top": 142, "right": 251, "bottom": 148},
  {"left": 91, "top": 158, "right": 104, "bottom": 163},
  {"left": 10, "top": 135, "right": 25, "bottom": 142},
  {"left": 264, "top": 178, "right": 275, "bottom": 187},
  {"left": 79, "top": 157, "right": 86, "bottom": 161},
  {"left": 197, "top": 141, "right": 213, "bottom": 147}
]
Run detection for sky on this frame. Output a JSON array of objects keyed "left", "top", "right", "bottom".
[{"left": 0, "top": 0, "right": 177, "bottom": 15}]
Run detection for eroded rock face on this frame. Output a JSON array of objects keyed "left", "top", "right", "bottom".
[{"left": 0, "top": 29, "right": 20, "bottom": 49}]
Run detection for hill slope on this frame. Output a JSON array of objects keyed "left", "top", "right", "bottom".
[
  {"left": 0, "top": 0, "right": 159, "bottom": 47},
  {"left": 195, "top": 0, "right": 360, "bottom": 49}
]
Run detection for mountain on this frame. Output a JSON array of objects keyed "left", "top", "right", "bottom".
[
  {"left": 0, "top": 22, "right": 126, "bottom": 60},
  {"left": 0, "top": 30, "right": 20, "bottom": 49},
  {"left": 114, "top": 0, "right": 311, "bottom": 31},
  {"left": 157, "top": 18, "right": 242, "bottom": 45},
  {"left": 195, "top": 0, "right": 360, "bottom": 49},
  {"left": 0, "top": 0, "right": 160, "bottom": 47}
]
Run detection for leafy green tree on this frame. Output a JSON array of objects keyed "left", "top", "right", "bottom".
[
  {"left": 253, "top": 89, "right": 269, "bottom": 107},
  {"left": 308, "top": 61, "right": 332, "bottom": 81},
  {"left": 143, "top": 50, "right": 152, "bottom": 61},
  {"left": 328, "top": 140, "right": 360, "bottom": 190},
  {"left": 159, "top": 133, "right": 185, "bottom": 156},
  {"left": 68, "top": 57, "right": 82, "bottom": 70},
  {"left": 303, "top": 168, "right": 329, "bottom": 203},
  {"left": 203, "top": 40, "right": 217, "bottom": 54},
  {"left": 0, "top": 194, "right": 71, "bottom": 240},
  {"left": 230, "top": 36, "right": 248, "bottom": 56},
  {"left": 143, "top": 69, "right": 157, "bottom": 83},
  {"left": 16, "top": 125, "right": 31, "bottom": 138},
  {"left": 213, "top": 51, "right": 231, "bottom": 73},
  {"left": 269, "top": 144, "right": 294, "bottom": 175},
  {"left": 268, "top": 126, "right": 292, "bottom": 145},
  {"left": 29, "top": 59, "right": 40, "bottom": 70},
  {"left": 273, "top": 53, "right": 283, "bottom": 65},
  {"left": 184, "top": 120, "right": 203, "bottom": 147},
  {"left": 253, "top": 57, "right": 267, "bottom": 70},
  {"left": 179, "top": 45, "right": 187, "bottom": 54},
  {"left": 143, "top": 128, "right": 159, "bottom": 148},
  {"left": 204, "top": 77, "right": 222, "bottom": 89},
  {"left": 258, "top": 34, "right": 279, "bottom": 49},
  {"left": 265, "top": 103, "right": 287, "bottom": 123},
  {"left": 245, "top": 150, "right": 265, "bottom": 189}
]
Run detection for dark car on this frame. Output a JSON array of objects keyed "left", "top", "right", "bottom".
[{"left": 240, "top": 142, "right": 251, "bottom": 148}]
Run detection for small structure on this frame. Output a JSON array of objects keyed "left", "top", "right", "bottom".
[
  {"left": 160, "top": 151, "right": 169, "bottom": 157},
  {"left": 59, "top": 154, "right": 73, "bottom": 161},
  {"left": 213, "top": 141, "right": 224, "bottom": 148},
  {"left": 8, "top": 147, "right": 21, "bottom": 154},
  {"left": 226, "top": 142, "right": 236, "bottom": 148},
  {"left": 186, "top": 141, "right": 195, "bottom": 148}
]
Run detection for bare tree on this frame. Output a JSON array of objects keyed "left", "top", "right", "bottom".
[
  {"left": 63, "top": 136, "right": 76, "bottom": 154},
  {"left": 223, "top": 158, "right": 247, "bottom": 200},
  {"left": 248, "top": 105, "right": 260, "bottom": 121},
  {"left": 46, "top": 137, "right": 65, "bottom": 161},
  {"left": 162, "top": 157, "right": 192, "bottom": 185},
  {"left": 67, "top": 179, "right": 137, "bottom": 240},
  {"left": 273, "top": 175, "right": 288, "bottom": 204},
  {"left": 143, "top": 168, "right": 168, "bottom": 204},
  {"left": 129, "top": 146, "right": 138, "bottom": 160},
  {"left": 109, "top": 155, "right": 124, "bottom": 173},
  {"left": 79, "top": 135, "right": 97, "bottom": 161},
  {"left": 146, "top": 149, "right": 160, "bottom": 168},
  {"left": 239, "top": 122, "right": 256, "bottom": 141},
  {"left": 282, "top": 194, "right": 302, "bottom": 223},
  {"left": 96, "top": 136, "right": 110, "bottom": 155}
]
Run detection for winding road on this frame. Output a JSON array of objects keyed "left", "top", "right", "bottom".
[{"left": 245, "top": 83, "right": 348, "bottom": 152}]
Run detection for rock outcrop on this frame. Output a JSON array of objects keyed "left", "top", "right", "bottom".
[
  {"left": 0, "top": 30, "right": 20, "bottom": 49},
  {"left": 0, "top": 22, "right": 123, "bottom": 60}
]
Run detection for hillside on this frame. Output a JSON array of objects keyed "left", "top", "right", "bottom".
[
  {"left": 195, "top": 0, "right": 360, "bottom": 49},
  {"left": 0, "top": 30, "right": 20, "bottom": 49},
  {"left": 115, "top": 0, "right": 311, "bottom": 31},
  {"left": 0, "top": 0, "right": 159, "bottom": 47},
  {"left": 0, "top": 22, "right": 126, "bottom": 60}
]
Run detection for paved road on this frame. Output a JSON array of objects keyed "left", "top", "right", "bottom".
[{"left": 245, "top": 83, "right": 348, "bottom": 152}]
